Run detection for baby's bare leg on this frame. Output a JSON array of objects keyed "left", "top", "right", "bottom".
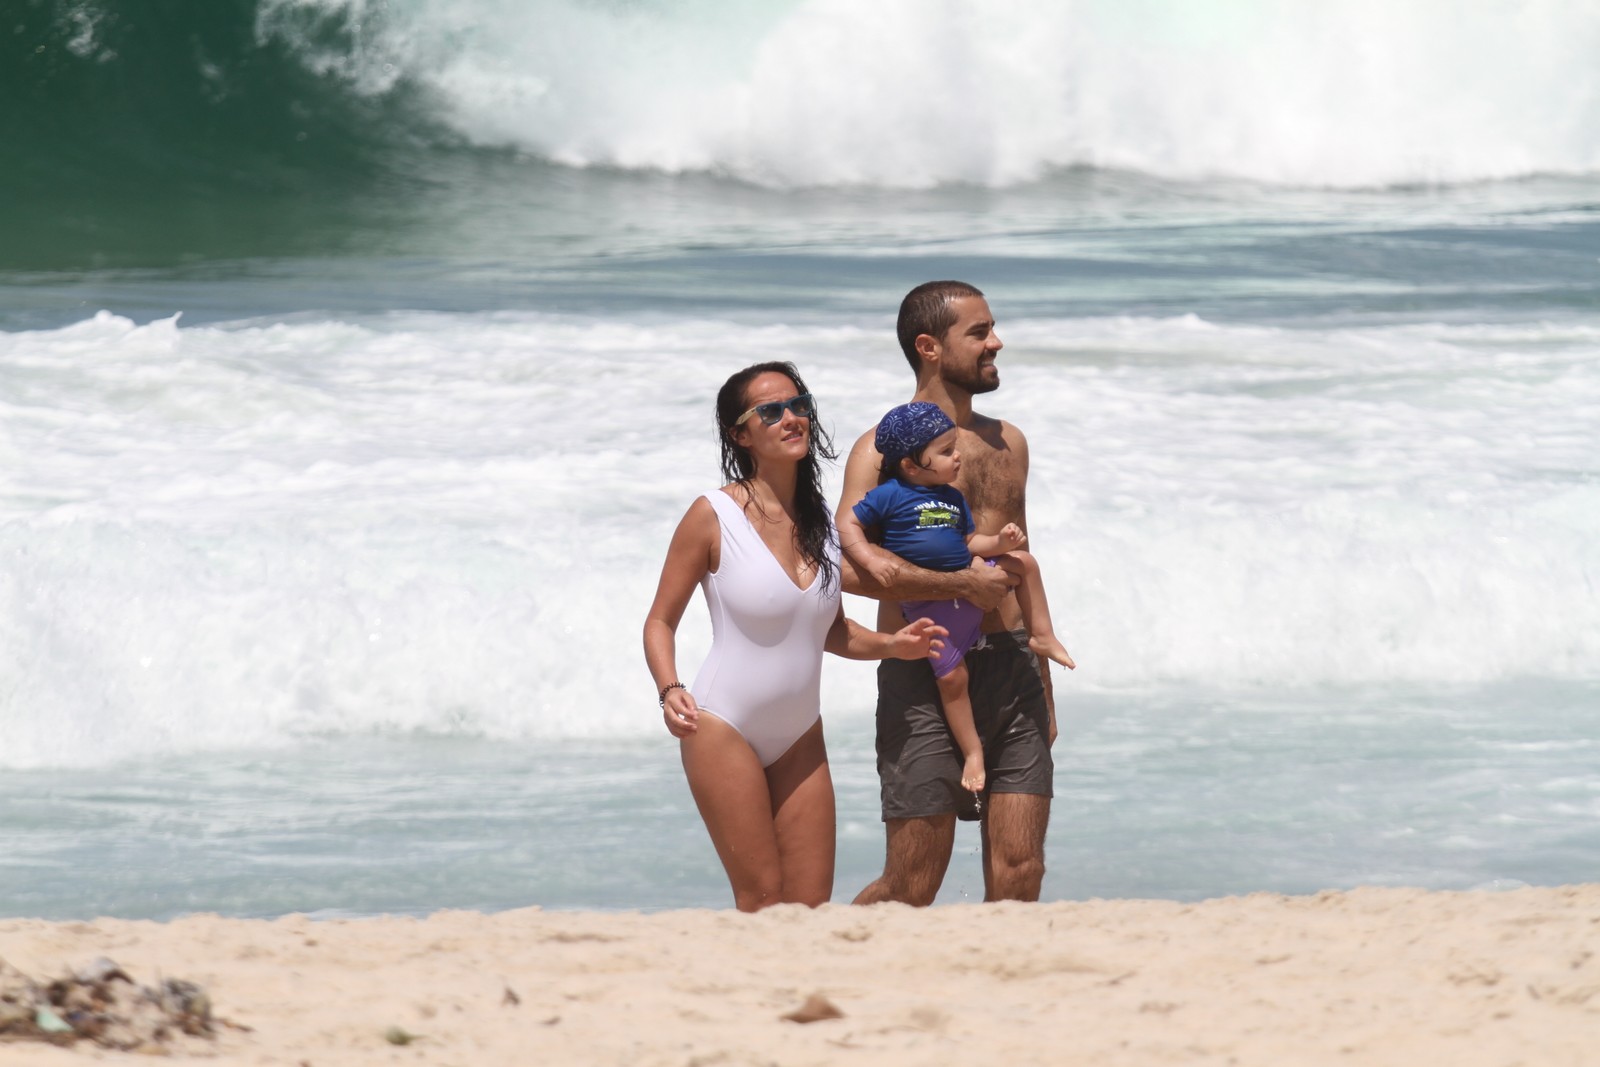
[
  {"left": 995, "top": 550, "right": 1075, "bottom": 669},
  {"left": 934, "top": 663, "right": 986, "bottom": 793}
]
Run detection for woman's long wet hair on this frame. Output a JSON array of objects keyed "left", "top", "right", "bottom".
[{"left": 715, "top": 361, "right": 839, "bottom": 593}]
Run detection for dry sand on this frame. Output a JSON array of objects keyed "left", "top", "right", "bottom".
[{"left": 2, "top": 886, "right": 1597, "bottom": 1066}]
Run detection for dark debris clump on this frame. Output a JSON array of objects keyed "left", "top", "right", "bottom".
[{"left": 0, "top": 955, "right": 219, "bottom": 1051}]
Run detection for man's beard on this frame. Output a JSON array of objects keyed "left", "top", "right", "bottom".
[{"left": 946, "top": 365, "right": 999, "bottom": 395}]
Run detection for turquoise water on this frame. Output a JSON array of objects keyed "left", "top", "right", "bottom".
[{"left": 4, "top": 684, "right": 1596, "bottom": 920}]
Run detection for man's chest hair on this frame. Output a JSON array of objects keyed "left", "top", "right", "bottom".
[{"left": 954, "top": 443, "right": 1024, "bottom": 522}]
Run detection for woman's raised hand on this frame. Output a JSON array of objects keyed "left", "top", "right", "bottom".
[{"left": 891, "top": 616, "right": 949, "bottom": 661}]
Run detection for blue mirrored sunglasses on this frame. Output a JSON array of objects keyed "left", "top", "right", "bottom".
[{"left": 734, "top": 393, "right": 816, "bottom": 427}]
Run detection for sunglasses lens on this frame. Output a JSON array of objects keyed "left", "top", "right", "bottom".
[{"left": 744, "top": 394, "right": 815, "bottom": 426}]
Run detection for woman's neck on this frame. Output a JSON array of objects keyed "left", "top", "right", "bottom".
[{"left": 744, "top": 462, "right": 799, "bottom": 518}]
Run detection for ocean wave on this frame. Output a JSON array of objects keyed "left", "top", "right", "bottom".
[
  {"left": 8, "top": 0, "right": 1600, "bottom": 207},
  {"left": 292, "top": 0, "right": 1600, "bottom": 188},
  {"left": 1, "top": 0, "right": 444, "bottom": 203},
  {"left": 3, "top": 309, "right": 1598, "bottom": 766}
]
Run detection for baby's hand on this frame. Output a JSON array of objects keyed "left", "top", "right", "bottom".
[
  {"left": 997, "top": 523, "right": 1027, "bottom": 551},
  {"left": 866, "top": 557, "right": 899, "bottom": 587}
]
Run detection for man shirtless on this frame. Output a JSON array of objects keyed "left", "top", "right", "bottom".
[{"left": 840, "top": 280, "right": 1056, "bottom": 905}]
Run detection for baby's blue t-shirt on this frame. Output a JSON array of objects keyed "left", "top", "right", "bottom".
[{"left": 851, "top": 480, "right": 974, "bottom": 572}]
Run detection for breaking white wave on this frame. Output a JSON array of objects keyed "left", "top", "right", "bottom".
[
  {"left": 2, "top": 309, "right": 1597, "bottom": 767},
  {"left": 267, "top": 0, "right": 1600, "bottom": 188}
]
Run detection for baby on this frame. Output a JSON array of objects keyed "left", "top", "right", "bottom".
[{"left": 840, "top": 401, "right": 1074, "bottom": 795}]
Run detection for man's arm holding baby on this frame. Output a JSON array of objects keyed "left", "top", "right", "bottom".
[{"left": 836, "top": 429, "right": 1015, "bottom": 608}]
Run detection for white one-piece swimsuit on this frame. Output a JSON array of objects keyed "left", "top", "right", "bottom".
[{"left": 691, "top": 489, "right": 841, "bottom": 767}]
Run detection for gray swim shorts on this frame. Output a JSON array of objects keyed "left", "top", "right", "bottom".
[{"left": 875, "top": 628, "right": 1053, "bottom": 822}]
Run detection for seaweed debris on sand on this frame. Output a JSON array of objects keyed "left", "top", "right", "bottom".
[{"left": 0, "top": 955, "right": 225, "bottom": 1051}]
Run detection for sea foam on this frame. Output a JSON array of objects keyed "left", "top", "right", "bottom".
[{"left": 3, "top": 309, "right": 1597, "bottom": 767}]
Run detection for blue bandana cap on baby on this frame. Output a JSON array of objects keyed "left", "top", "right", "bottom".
[{"left": 874, "top": 401, "right": 956, "bottom": 464}]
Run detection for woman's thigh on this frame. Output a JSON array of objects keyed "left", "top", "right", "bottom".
[
  {"left": 680, "top": 712, "right": 782, "bottom": 910},
  {"left": 766, "top": 718, "right": 836, "bottom": 906}
]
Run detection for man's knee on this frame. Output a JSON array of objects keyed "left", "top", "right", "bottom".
[
  {"left": 989, "top": 851, "right": 1045, "bottom": 901},
  {"left": 984, "top": 794, "right": 1049, "bottom": 901},
  {"left": 875, "top": 815, "right": 955, "bottom": 907}
]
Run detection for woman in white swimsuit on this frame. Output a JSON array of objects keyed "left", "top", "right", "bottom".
[{"left": 644, "top": 362, "right": 946, "bottom": 912}]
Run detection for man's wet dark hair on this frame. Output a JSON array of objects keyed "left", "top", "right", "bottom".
[{"left": 895, "top": 280, "right": 985, "bottom": 373}]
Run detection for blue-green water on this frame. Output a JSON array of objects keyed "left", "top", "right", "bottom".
[{"left": 4, "top": 684, "right": 1596, "bottom": 920}]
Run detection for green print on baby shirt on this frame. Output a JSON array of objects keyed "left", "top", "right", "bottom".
[{"left": 914, "top": 504, "right": 960, "bottom": 529}]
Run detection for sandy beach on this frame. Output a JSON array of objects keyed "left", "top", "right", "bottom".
[{"left": 2, "top": 885, "right": 1596, "bottom": 1066}]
